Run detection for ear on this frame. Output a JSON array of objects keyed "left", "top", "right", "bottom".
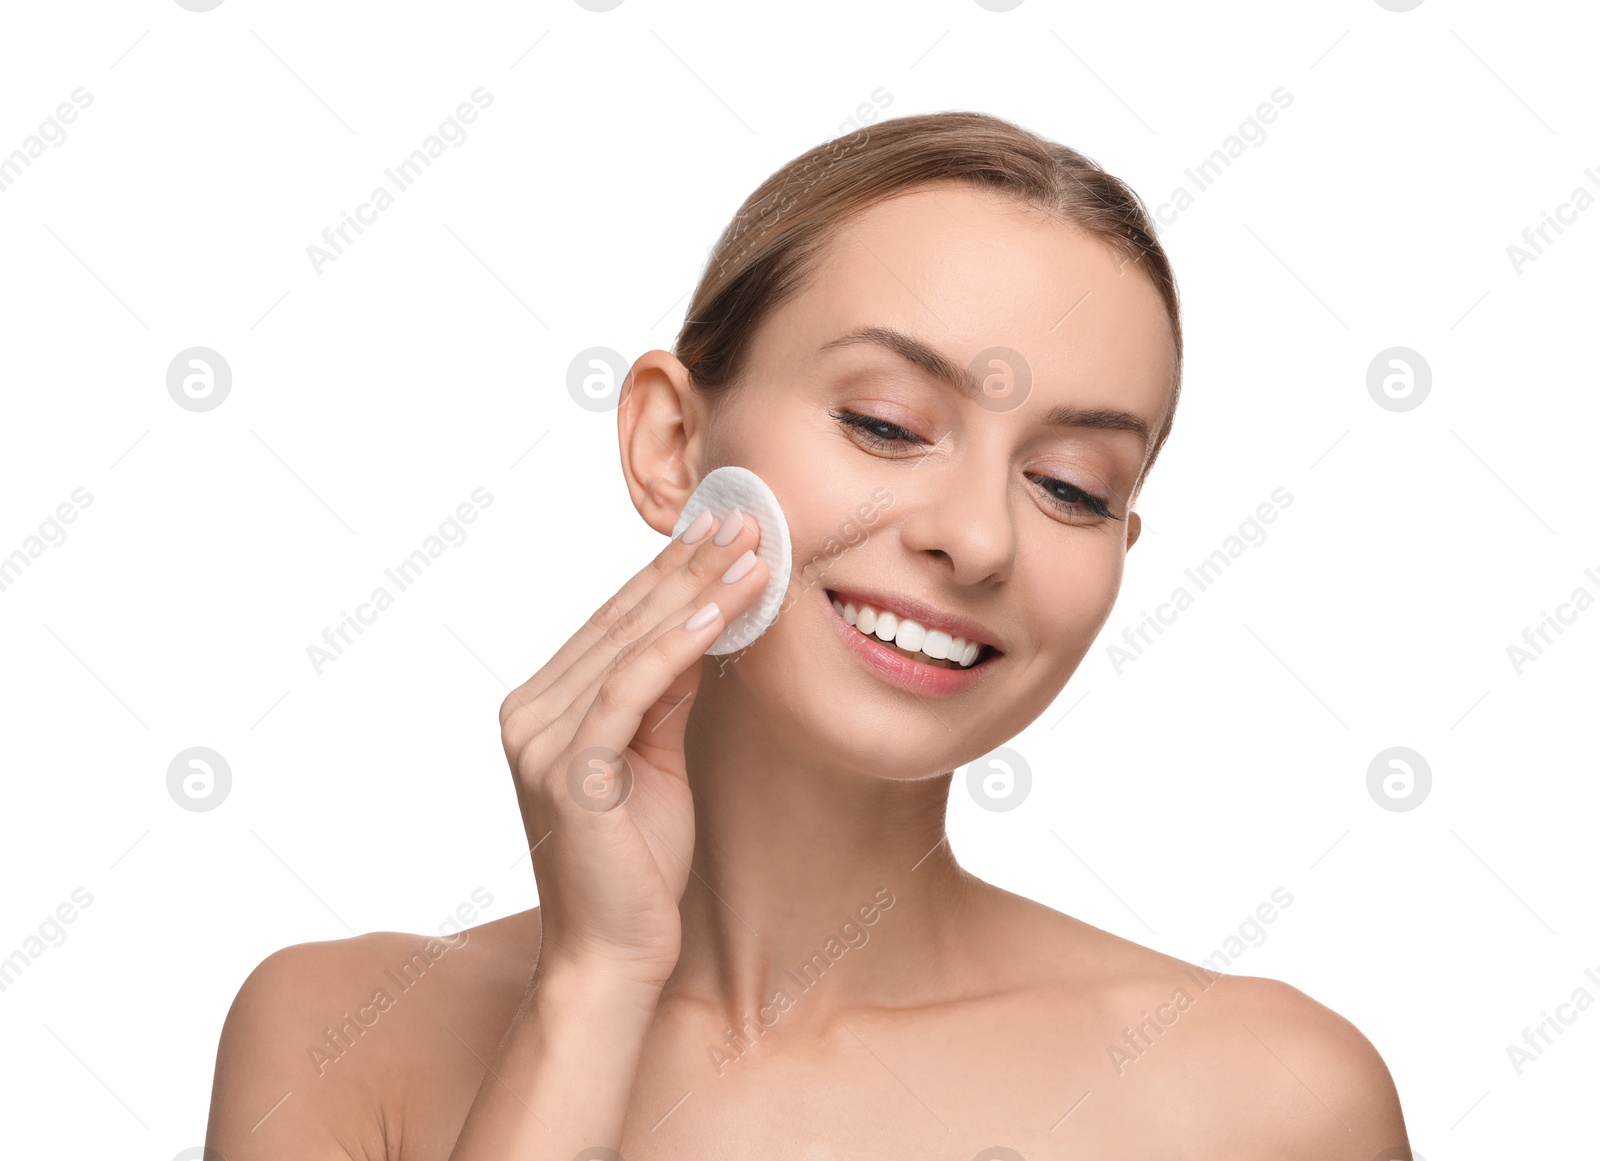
[
  {"left": 1124, "top": 510, "right": 1142, "bottom": 552},
  {"left": 617, "top": 349, "right": 706, "bottom": 537}
]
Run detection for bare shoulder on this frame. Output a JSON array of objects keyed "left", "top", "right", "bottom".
[
  {"left": 1178, "top": 970, "right": 1411, "bottom": 1159},
  {"left": 982, "top": 890, "right": 1409, "bottom": 1158},
  {"left": 205, "top": 908, "right": 542, "bottom": 1161}
]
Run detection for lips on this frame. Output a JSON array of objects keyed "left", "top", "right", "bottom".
[
  {"left": 822, "top": 586, "right": 1002, "bottom": 654},
  {"left": 821, "top": 587, "right": 999, "bottom": 696}
]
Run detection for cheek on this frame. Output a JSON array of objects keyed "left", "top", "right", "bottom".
[
  {"left": 784, "top": 526, "right": 859, "bottom": 602},
  {"left": 1033, "top": 543, "right": 1126, "bottom": 650},
  {"left": 772, "top": 482, "right": 890, "bottom": 590}
]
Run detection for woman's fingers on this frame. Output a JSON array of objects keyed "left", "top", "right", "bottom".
[
  {"left": 548, "top": 511, "right": 765, "bottom": 706},
  {"left": 543, "top": 541, "right": 770, "bottom": 790},
  {"left": 496, "top": 504, "right": 769, "bottom": 986},
  {"left": 500, "top": 510, "right": 766, "bottom": 749},
  {"left": 498, "top": 533, "right": 699, "bottom": 725}
]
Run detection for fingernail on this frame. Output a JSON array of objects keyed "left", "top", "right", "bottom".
[
  {"left": 712, "top": 508, "right": 744, "bottom": 546},
  {"left": 685, "top": 601, "right": 720, "bottom": 632},
  {"left": 679, "top": 509, "right": 713, "bottom": 545},
  {"left": 720, "top": 549, "right": 757, "bottom": 584}
]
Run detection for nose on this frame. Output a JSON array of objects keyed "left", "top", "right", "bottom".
[{"left": 897, "top": 454, "right": 1016, "bottom": 585}]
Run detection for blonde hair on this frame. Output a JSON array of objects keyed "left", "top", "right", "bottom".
[{"left": 674, "top": 110, "right": 1183, "bottom": 497}]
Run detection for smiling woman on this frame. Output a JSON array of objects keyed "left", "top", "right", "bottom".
[{"left": 206, "top": 110, "right": 1412, "bottom": 1160}]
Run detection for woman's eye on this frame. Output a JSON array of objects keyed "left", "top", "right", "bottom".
[
  {"left": 830, "top": 408, "right": 921, "bottom": 448},
  {"left": 830, "top": 409, "right": 1118, "bottom": 522},
  {"left": 1027, "top": 473, "right": 1117, "bottom": 520}
]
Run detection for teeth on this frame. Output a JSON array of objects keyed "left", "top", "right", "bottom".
[
  {"left": 831, "top": 595, "right": 986, "bottom": 670},
  {"left": 894, "top": 620, "right": 925, "bottom": 653}
]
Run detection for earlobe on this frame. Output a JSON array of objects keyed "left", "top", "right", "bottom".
[{"left": 617, "top": 350, "right": 703, "bottom": 536}]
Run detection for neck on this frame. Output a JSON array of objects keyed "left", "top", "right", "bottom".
[{"left": 662, "top": 668, "right": 981, "bottom": 1035}]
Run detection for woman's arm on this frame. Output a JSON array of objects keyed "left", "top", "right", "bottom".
[
  {"left": 446, "top": 961, "right": 665, "bottom": 1157},
  {"left": 446, "top": 506, "right": 770, "bottom": 1157},
  {"left": 203, "top": 510, "right": 768, "bottom": 1157}
]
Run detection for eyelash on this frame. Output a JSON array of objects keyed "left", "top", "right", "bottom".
[{"left": 829, "top": 409, "right": 1119, "bottom": 520}]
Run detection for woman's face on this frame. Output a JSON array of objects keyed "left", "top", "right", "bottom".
[{"left": 676, "top": 182, "right": 1175, "bottom": 778}]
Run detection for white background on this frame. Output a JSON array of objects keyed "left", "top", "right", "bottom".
[{"left": 1, "top": 0, "right": 1595, "bottom": 1156}]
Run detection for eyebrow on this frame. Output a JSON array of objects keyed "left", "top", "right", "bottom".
[{"left": 819, "top": 325, "right": 1152, "bottom": 447}]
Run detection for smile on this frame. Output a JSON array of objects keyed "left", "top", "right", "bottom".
[{"left": 822, "top": 587, "right": 1000, "bottom": 696}]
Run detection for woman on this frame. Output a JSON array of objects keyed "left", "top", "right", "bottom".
[{"left": 206, "top": 111, "right": 1410, "bottom": 1159}]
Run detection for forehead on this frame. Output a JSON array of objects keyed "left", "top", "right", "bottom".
[{"left": 755, "top": 183, "right": 1174, "bottom": 427}]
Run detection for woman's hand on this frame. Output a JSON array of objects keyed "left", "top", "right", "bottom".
[{"left": 497, "top": 507, "right": 769, "bottom": 991}]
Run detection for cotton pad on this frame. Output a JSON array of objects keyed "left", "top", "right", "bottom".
[{"left": 670, "top": 465, "right": 793, "bottom": 655}]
